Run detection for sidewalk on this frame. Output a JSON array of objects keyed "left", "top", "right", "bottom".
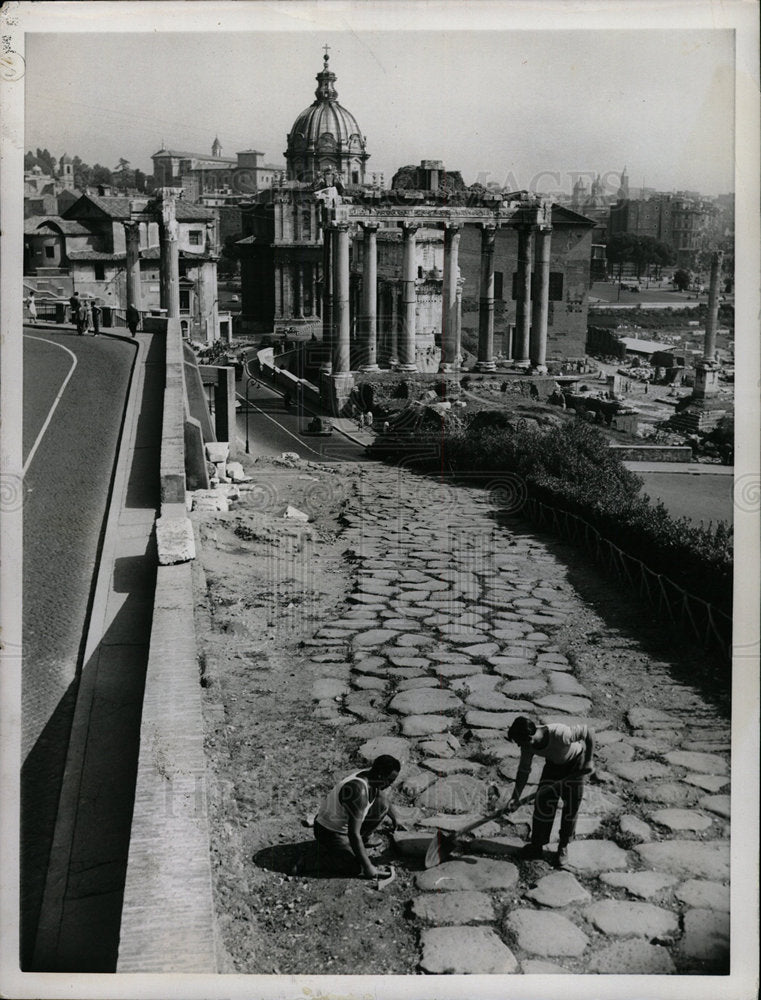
[{"left": 31, "top": 331, "right": 161, "bottom": 971}]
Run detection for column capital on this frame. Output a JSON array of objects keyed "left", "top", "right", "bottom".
[
  {"left": 333, "top": 221, "right": 350, "bottom": 232},
  {"left": 398, "top": 221, "right": 420, "bottom": 236},
  {"left": 442, "top": 221, "right": 463, "bottom": 232},
  {"left": 360, "top": 221, "right": 381, "bottom": 234}
]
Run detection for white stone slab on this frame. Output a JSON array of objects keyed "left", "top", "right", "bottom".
[
  {"left": 598, "top": 870, "right": 679, "bottom": 899},
  {"left": 352, "top": 629, "right": 397, "bottom": 647},
  {"left": 412, "top": 891, "right": 495, "bottom": 925},
  {"left": 423, "top": 757, "right": 483, "bottom": 776},
  {"left": 585, "top": 899, "right": 678, "bottom": 938},
  {"left": 357, "top": 736, "right": 411, "bottom": 764},
  {"left": 682, "top": 773, "right": 730, "bottom": 793},
  {"left": 416, "top": 774, "right": 489, "bottom": 814},
  {"left": 635, "top": 840, "right": 730, "bottom": 881},
  {"left": 609, "top": 760, "right": 673, "bottom": 782},
  {"left": 419, "top": 926, "right": 518, "bottom": 974},
  {"left": 650, "top": 808, "right": 714, "bottom": 832},
  {"left": 565, "top": 839, "right": 629, "bottom": 873},
  {"left": 618, "top": 815, "right": 652, "bottom": 843},
  {"left": 674, "top": 879, "right": 730, "bottom": 911},
  {"left": 679, "top": 908, "right": 730, "bottom": 964},
  {"left": 526, "top": 871, "right": 591, "bottom": 908},
  {"left": 388, "top": 687, "right": 463, "bottom": 716},
  {"left": 505, "top": 909, "right": 589, "bottom": 957},
  {"left": 416, "top": 856, "right": 519, "bottom": 892},
  {"left": 699, "top": 794, "right": 730, "bottom": 819},
  {"left": 588, "top": 940, "right": 676, "bottom": 974},
  {"left": 401, "top": 714, "right": 453, "bottom": 737},
  {"left": 665, "top": 750, "right": 728, "bottom": 775}
]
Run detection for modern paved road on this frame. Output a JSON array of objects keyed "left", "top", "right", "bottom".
[
  {"left": 235, "top": 378, "right": 369, "bottom": 462},
  {"left": 21, "top": 328, "right": 134, "bottom": 967},
  {"left": 637, "top": 471, "right": 733, "bottom": 526}
]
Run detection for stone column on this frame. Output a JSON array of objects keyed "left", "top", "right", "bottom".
[
  {"left": 123, "top": 221, "right": 142, "bottom": 314},
  {"left": 703, "top": 250, "right": 724, "bottom": 361},
  {"left": 475, "top": 224, "right": 498, "bottom": 371},
  {"left": 310, "top": 264, "right": 317, "bottom": 317},
  {"left": 281, "top": 265, "right": 292, "bottom": 325},
  {"left": 439, "top": 223, "right": 461, "bottom": 371},
  {"left": 389, "top": 284, "right": 400, "bottom": 366},
  {"left": 332, "top": 223, "right": 351, "bottom": 374},
  {"left": 157, "top": 187, "right": 181, "bottom": 319},
  {"left": 321, "top": 224, "right": 333, "bottom": 372},
  {"left": 294, "top": 264, "right": 303, "bottom": 318},
  {"left": 514, "top": 225, "right": 533, "bottom": 367},
  {"left": 455, "top": 280, "right": 463, "bottom": 367},
  {"left": 274, "top": 263, "right": 283, "bottom": 319},
  {"left": 530, "top": 225, "right": 552, "bottom": 372},
  {"left": 399, "top": 222, "right": 419, "bottom": 371},
  {"left": 360, "top": 222, "right": 380, "bottom": 370}
]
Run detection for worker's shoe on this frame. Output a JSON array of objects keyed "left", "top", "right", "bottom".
[
  {"left": 555, "top": 844, "right": 569, "bottom": 868},
  {"left": 518, "top": 844, "right": 545, "bottom": 861}
]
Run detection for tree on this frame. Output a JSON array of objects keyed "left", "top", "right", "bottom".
[
  {"left": 35, "top": 147, "right": 57, "bottom": 175},
  {"left": 673, "top": 268, "right": 691, "bottom": 291},
  {"left": 607, "top": 233, "right": 676, "bottom": 279},
  {"left": 134, "top": 168, "right": 147, "bottom": 193},
  {"left": 24, "top": 151, "right": 38, "bottom": 170},
  {"left": 92, "top": 163, "right": 113, "bottom": 187},
  {"left": 72, "top": 155, "right": 92, "bottom": 189}
]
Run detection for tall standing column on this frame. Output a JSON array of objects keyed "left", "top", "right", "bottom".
[
  {"left": 310, "top": 264, "right": 317, "bottom": 317},
  {"left": 158, "top": 187, "right": 181, "bottom": 319},
  {"left": 475, "top": 224, "right": 497, "bottom": 371},
  {"left": 455, "top": 280, "right": 463, "bottom": 368},
  {"left": 123, "top": 220, "right": 142, "bottom": 314},
  {"left": 332, "top": 223, "right": 351, "bottom": 374},
  {"left": 399, "top": 222, "right": 419, "bottom": 371},
  {"left": 703, "top": 250, "right": 724, "bottom": 361},
  {"left": 294, "top": 264, "right": 303, "bottom": 318},
  {"left": 530, "top": 225, "right": 552, "bottom": 371},
  {"left": 514, "top": 224, "right": 533, "bottom": 367},
  {"left": 389, "top": 284, "right": 400, "bottom": 366},
  {"left": 439, "top": 223, "right": 461, "bottom": 371},
  {"left": 321, "top": 223, "right": 333, "bottom": 372},
  {"left": 360, "top": 222, "right": 379, "bottom": 370}
]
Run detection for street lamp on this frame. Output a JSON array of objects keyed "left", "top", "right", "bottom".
[{"left": 243, "top": 359, "right": 259, "bottom": 455}]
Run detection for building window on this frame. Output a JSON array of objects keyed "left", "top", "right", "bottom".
[
  {"left": 94, "top": 262, "right": 105, "bottom": 280},
  {"left": 45, "top": 245, "right": 55, "bottom": 259},
  {"left": 352, "top": 171, "right": 359, "bottom": 185},
  {"left": 180, "top": 289, "right": 191, "bottom": 313},
  {"left": 417, "top": 266, "right": 424, "bottom": 279},
  {"left": 494, "top": 271, "right": 503, "bottom": 300},
  {"left": 188, "top": 230, "right": 203, "bottom": 246}
]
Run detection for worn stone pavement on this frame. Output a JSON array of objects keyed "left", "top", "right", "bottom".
[{"left": 303, "top": 465, "right": 730, "bottom": 975}]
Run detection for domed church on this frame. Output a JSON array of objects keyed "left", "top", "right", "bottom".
[{"left": 285, "top": 50, "right": 369, "bottom": 185}]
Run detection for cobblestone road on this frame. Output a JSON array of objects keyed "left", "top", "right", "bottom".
[{"left": 303, "top": 464, "right": 731, "bottom": 974}]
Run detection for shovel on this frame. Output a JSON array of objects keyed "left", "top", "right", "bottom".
[
  {"left": 372, "top": 864, "right": 396, "bottom": 890},
  {"left": 423, "top": 790, "right": 540, "bottom": 869}
]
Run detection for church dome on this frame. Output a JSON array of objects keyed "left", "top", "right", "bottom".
[{"left": 285, "top": 52, "right": 369, "bottom": 184}]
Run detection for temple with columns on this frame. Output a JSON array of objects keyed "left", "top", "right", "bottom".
[{"left": 236, "top": 51, "right": 595, "bottom": 387}]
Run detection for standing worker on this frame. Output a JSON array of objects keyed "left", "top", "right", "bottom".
[
  {"left": 312, "top": 755, "right": 401, "bottom": 878},
  {"left": 499, "top": 716, "right": 595, "bottom": 868},
  {"left": 126, "top": 302, "right": 140, "bottom": 337},
  {"left": 91, "top": 300, "right": 102, "bottom": 336}
]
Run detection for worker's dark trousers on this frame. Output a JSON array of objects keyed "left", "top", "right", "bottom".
[{"left": 531, "top": 760, "right": 585, "bottom": 848}]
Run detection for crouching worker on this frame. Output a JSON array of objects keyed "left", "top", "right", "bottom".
[
  {"left": 503, "top": 716, "right": 595, "bottom": 868},
  {"left": 313, "top": 755, "right": 401, "bottom": 879}
]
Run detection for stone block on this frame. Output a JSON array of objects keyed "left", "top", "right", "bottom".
[
  {"left": 401, "top": 714, "right": 452, "bottom": 737},
  {"left": 679, "top": 908, "right": 730, "bottom": 964},
  {"left": 505, "top": 908, "right": 589, "bottom": 957},
  {"left": 650, "top": 808, "right": 714, "bottom": 832},
  {"left": 664, "top": 750, "right": 728, "bottom": 774},
  {"left": 565, "top": 839, "right": 629, "bottom": 873},
  {"left": 388, "top": 687, "right": 463, "bottom": 716},
  {"left": 525, "top": 871, "right": 592, "bottom": 908},
  {"left": 416, "top": 856, "right": 519, "bottom": 892},
  {"left": 585, "top": 899, "right": 678, "bottom": 938},
  {"left": 412, "top": 890, "right": 495, "bottom": 925},
  {"left": 618, "top": 814, "right": 652, "bottom": 843},
  {"left": 674, "top": 879, "right": 730, "bottom": 911},
  {"left": 357, "top": 736, "right": 410, "bottom": 764},
  {"left": 419, "top": 926, "right": 518, "bottom": 974},
  {"left": 155, "top": 516, "right": 196, "bottom": 565},
  {"left": 588, "top": 940, "right": 676, "bottom": 974},
  {"left": 699, "top": 794, "right": 730, "bottom": 819},
  {"left": 634, "top": 840, "right": 730, "bottom": 881},
  {"left": 416, "top": 774, "right": 489, "bottom": 814}
]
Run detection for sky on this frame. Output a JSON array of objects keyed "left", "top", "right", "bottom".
[{"left": 24, "top": 22, "right": 735, "bottom": 197}]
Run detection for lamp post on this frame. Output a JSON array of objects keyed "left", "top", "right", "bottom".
[{"left": 243, "top": 359, "right": 259, "bottom": 455}]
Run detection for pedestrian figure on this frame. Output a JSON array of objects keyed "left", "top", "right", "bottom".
[
  {"left": 498, "top": 715, "right": 595, "bottom": 868},
  {"left": 69, "top": 292, "right": 81, "bottom": 327},
  {"left": 83, "top": 300, "right": 93, "bottom": 333},
  {"left": 91, "top": 301, "right": 101, "bottom": 336},
  {"left": 364, "top": 410, "right": 373, "bottom": 428},
  {"left": 25, "top": 291, "right": 37, "bottom": 325},
  {"left": 126, "top": 303, "right": 140, "bottom": 337}
]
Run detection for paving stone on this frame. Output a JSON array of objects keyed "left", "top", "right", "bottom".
[
  {"left": 608, "top": 760, "right": 673, "bottom": 782},
  {"left": 628, "top": 735, "right": 676, "bottom": 754},
  {"left": 533, "top": 694, "right": 592, "bottom": 714},
  {"left": 635, "top": 840, "right": 730, "bottom": 881},
  {"left": 357, "top": 736, "right": 411, "bottom": 764},
  {"left": 395, "top": 676, "right": 440, "bottom": 692},
  {"left": 490, "top": 628, "right": 533, "bottom": 641},
  {"left": 595, "top": 730, "right": 624, "bottom": 745},
  {"left": 402, "top": 769, "right": 438, "bottom": 796},
  {"left": 401, "top": 715, "right": 452, "bottom": 737},
  {"left": 619, "top": 814, "right": 652, "bottom": 843},
  {"left": 522, "top": 959, "right": 571, "bottom": 974},
  {"left": 353, "top": 656, "right": 387, "bottom": 675},
  {"left": 352, "top": 629, "right": 397, "bottom": 648},
  {"left": 634, "top": 781, "right": 699, "bottom": 806},
  {"left": 650, "top": 808, "right": 714, "bottom": 832},
  {"left": 431, "top": 662, "right": 485, "bottom": 679},
  {"left": 311, "top": 677, "right": 351, "bottom": 700},
  {"left": 458, "top": 642, "right": 501, "bottom": 657},
  {"left": 416, "top": 774, "right": 489, "bottom": 814},
  {"left": 675, "top": 879, "right": 730, "bottom": 910},
  {"left": 419, "top": 926, "right": 518, "bottom": 974},
  {"left": 665, "top": 750, "right": 728, "bottom": 775},
  {"left": 488, "top": 659, "right": 543, "bottom": 679},
  {"left": 478, "top": 739, "right": 519, "bottom": 760},
  {"left": 500, "top": 678, "right": 546, "bottom": 697},
  {"left": 418, "top": 814, "right": 499, "bottom": 834},
  {"left": 679, "top": 908, "right": 730, "bottom": 964},
  {"left": 540, "top": 715, "right": 611, "bottom": 732},
  {"left": 412, "top": 891, "right": 495, "bottom": 925},
  {"left": 585, "top": 899, "right": 678, "bottom": 938},
  {"left": 596, "top": 741, "right": 636, "bottom": 764},
  {"left": 505, "top": 909, "right": 589, "bottom": 957},
  {"left": 565, "top": 839, "right": 629, "bottom": 873},
  {"left": 388, "top": 687, "right": 463, "bottom": 716},
  {"left": 352, "top": 674, "right": 387, "bottom": 691},
  {"left": 465, "top": 709, "right": 521, "bottom": 730},
  {"left": 525, "top": 871, "right": 592, "bottom": 908},
  {"left": 626, "top": 707, "right": 683, "bottom": 730},
  {"left": 467, "top": 835, "right": 525, "bottom": 857},
  {"left": 598, "top": 870, "right": 679, "bottom": 899},
  {"left": 417, "top": 739, "right": 456, "bottom": 758},
  {"left": 459, "top": 674, "right": 502, "bottom": 694},
  {"left": 394, "top": 632, "right": 435, "bottom": 648},
  {"left": 466, "top": 691, "right": 534, "bottom": 712},
  {"left": 438, "top": 627, "right": 486, "bottom": 643},
  {"left": 588, "top": 940, "right": 676, "bottom": 974},
  {"left": 571, "top": 786, "right": 625, "bottom": 817},
  {"left": 416, "top": 856, "right": 519, "bottom": 892},
  {"left": 699, "top": 794, "right": 730, "bottom": 819},
  {"left": 422, "top": 757, "right": 483, "bottom": 776},
  {"left": 311, "top": 651, "right": 349, "bottom": 663},
  {"left": 682, "top": 773, "right": 730, "bottom": 793},
  {"left": 386, "top": 653, "right": 430, "bottom": 668},
  {"left": 383, "top": 618, "right": 425, "bottom": 630},
  {"left": 547, "top": 672, "right": 591, "bottom": 697}
]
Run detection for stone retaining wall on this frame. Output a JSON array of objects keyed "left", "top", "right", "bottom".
[{"left": 609, "top": 444, "right": 693, "bottom": 463}]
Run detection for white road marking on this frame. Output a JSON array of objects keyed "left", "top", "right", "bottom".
[
  {"left": 22, "top": 335, "right": 78, "bottom": 477},
  {"left": 235, "top": 389, "right": 325, "bottom": 457}
]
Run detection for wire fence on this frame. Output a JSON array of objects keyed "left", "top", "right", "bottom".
[{"left": 522, "top": 496, "right": 732, "bottom": 662}]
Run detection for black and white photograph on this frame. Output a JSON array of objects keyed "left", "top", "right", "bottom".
[{"left": 1, "top": 1, "right": 758, "bottom": 997}]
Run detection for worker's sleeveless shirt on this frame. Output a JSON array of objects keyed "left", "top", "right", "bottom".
[
  {"left": 316, "top": 770, "right": 372, "bottom": 833},
  {"left": 517, "top": 723, "right": 589, "bottom": 776}
]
